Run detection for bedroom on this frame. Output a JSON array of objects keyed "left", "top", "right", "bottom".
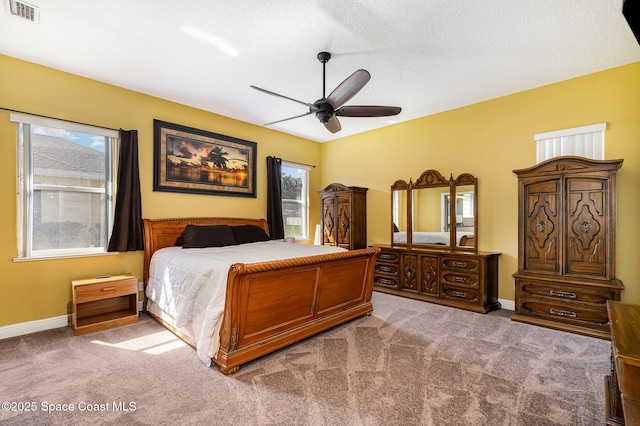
[{"left": 0, "top": 1, "right": 639, "bottom": 423}]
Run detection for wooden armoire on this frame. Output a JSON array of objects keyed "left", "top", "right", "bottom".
[
  {"left": 512, "top": 156, "right": 624, "bottom": 339},
  {"left": 319, "top": 183, "right": 367, "bottom": 250}
]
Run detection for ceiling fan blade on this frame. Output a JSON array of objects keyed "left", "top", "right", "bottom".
[
  {"left": 250, "top": 85, "right": 313, "bottom": 108},
  {"left": 326, "top": 69, "right": 370, "bottom": 109},
  {"left": 336, "top": 105, "right": 402, "bottom": 117},
  {"left": 324, "top": 115, "right": 342, "bottom": 133},
  {"left": 263, "top": 111, "right": 312, "bottom": 126}
]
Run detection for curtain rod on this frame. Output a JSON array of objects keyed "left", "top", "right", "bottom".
[
  {"left": 282, "top": 159, "right": 316, "bottom": 169},
  {"left": 0, "top": 107, "right": 120, "bottom": 132}
]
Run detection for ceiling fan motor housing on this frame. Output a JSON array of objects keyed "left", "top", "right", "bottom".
[{"left": 312, "top": 100, "right": 334, "bottom": 124}]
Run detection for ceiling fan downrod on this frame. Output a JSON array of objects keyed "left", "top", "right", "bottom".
[{"left": 317, "top": 52, "right": 331, "bottom": 99}]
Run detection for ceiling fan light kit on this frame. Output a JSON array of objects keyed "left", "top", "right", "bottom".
[{"left": 251, "top": 52, "right": 401, "bottom": 133}]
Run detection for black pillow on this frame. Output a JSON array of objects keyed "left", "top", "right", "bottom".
[
  {"left": 231, "top": 225, "right": 270, "bottom": 244},
  {"left": 181, "top": 224, "right": 237, "bottom": 248}
]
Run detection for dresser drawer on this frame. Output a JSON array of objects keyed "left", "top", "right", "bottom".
[
  {"left": 375, "top": 262, "right": 400, "bottom": 276},
  {"left": 518, "top": 299, "right": 610, "bottom": 329},
  {"left": 517, "top": 280, "right": 619, "bottom": 305},
  {"left": 441, "top": 285, "right": 479, "bottom": 303},
  {"left": 441, "top": 257, "right": 480, "bottom": 273},
  {"left": 74, "top": 276, "right": 138, "bottom": 304},
  {"left": 377, "top": 250, "right": 400, "bottom": 264},
  {"left": 374, "top": 274, "right": 399, "bottom": 288},
  {"left": 441, "top": 272, "right": 479, "bottom": 288}
]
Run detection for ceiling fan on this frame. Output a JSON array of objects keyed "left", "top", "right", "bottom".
[{"left": 250, "top": 52, "right": 401, "bottom": 134}]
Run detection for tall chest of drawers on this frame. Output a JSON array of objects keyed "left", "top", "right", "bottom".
[
  {"left": 373, "top": 245, "right": 500, "bottom": 313},
  {"left": 512, "top": 157, "right": 624, "bottom": 339}
]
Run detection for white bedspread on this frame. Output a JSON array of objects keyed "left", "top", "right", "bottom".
[{"left": 146, "top": 241, "right": 346, "bottom": 365}]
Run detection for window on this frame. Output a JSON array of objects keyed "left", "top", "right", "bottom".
[
  {"left": 281, "top": 161, "right": 310, "bottom": 240},
  {"left": 12, "top": 113, "right": 117, "bottom": 259},
  {"left": 535, "top": 123, "right": 606, "bottom": 163}
]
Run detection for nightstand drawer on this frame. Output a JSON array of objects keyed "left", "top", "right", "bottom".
[{"left": 74, "top": 276, "right": 138, "bottom": 304}]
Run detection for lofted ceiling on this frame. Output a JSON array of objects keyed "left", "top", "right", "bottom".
[{"left": 1, "top": 0, "right": 638, "bottom": 143}]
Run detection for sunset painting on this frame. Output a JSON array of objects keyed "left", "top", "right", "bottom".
[
  {"left": 154, "top": 120, "right": 256, "bottom": 197},
  {"left": 166, "top": 135, "right": 249, "bottom": 188}
]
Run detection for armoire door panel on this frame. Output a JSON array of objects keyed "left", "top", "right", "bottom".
[
  {"left": 336, "top": 197, "right": 351, "bottom": 245},
  {"left": 321, "top": 198, "right": 336, "bottom": 245},
  {"left": 565, "top": 178, "right": 608, "bottom": 278},
  {"left": 524, "top": 184, "right": 560, "bottom": 273}
]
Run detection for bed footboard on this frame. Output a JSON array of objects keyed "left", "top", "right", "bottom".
[{"left": 215, "top": 246, "right": 380, "bottom": 374}]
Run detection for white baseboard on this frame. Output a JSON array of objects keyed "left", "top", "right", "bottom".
[
  {"left": 0, "top": 315, "right": 69, "bottom": 340},
  {"left": 499, "top": 298, "right": 515, "bottom": 311},
  {"left": 0, "top": 303, "right": 146, "bottom": 340}
]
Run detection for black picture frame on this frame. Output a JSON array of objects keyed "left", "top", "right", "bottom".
[{"left": 153, "top": 119, "right": 257, "bottom": 197}]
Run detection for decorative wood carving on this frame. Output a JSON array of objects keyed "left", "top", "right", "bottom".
[
  {"left": 319, "top": 183, "right": 367, "bottom": 250},
  {"left": 512, "top": 156, "right": 624, "bottom": 339}
]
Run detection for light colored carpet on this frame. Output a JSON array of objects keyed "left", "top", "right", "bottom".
[{"left": 0, "top": 292, "right": 610, "bottom": 425}]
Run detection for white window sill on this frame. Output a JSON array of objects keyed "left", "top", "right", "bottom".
[{"left": 13, "top": 251, "right": 120, "bottom": 262}]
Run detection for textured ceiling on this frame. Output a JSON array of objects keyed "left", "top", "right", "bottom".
[{"left": 1, "top": 0, "right": 638, "bottom": 142}]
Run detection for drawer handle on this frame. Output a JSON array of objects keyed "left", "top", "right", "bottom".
[
  {"left": 378, "top": 278, "right": 392, "bottom": 285},
  {"left": 549, "top": 308, "right": 577, "bottom": 319},
  {"left": 380, "top": 254, "right": 394, "bottom": 260},
  {"left": 452, "top": 261, "right": 468, "bottom": 268},
  {"left": 453, "top": 277, "right": 467, "bottom": 283},
  {"left": 101, "top": 286, "right": 117, "bottom": 292},
  {"left": 452, "top": 291, "right": 467, "bottom": 298},
  {"left": 549, "top": 290, "right": 577, "bottom": 300},
  {"left": 380, "top": 266, "right": 392, "bottom": 272}
]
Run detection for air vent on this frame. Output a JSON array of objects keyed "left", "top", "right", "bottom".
[{"left": 5, "top": 0, "right": 39, "bottom": 23}]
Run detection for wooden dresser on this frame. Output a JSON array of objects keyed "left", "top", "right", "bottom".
[
  {"left": 374, "top": 245, "right": 501, "bottom": 313},
  {"left": 606, "top": 301, "right": 640, "bottom": 425},
  {"left": 512, "top": 157, "right": 624, "bottom": 339},
  {"left": 319, "top": 183, "right": 367, "bottom": 250}
]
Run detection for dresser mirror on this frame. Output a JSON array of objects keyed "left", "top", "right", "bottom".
[
  {"left": 390, "top": 170, "right": 477, "bottom": 250},
  {"left": 391, "top": 180, "right": 409, "bottom": 244},
  {"left": 452, "top": 173, "right": 477, "bottom": 249}
]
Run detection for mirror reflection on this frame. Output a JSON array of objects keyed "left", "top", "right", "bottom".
[
  {"left": 390, "top": 170, "right": 478, "bottom": 251},
  {"left": 392, "top": 188, "right": 408, "bottom": 244},
  {"left": 412, "top": 186, "right": 451, "bottom": 245},
  {"left": 455, "top": 185, "right": 475, "bottom": 247}
]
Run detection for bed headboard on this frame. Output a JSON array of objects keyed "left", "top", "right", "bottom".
[{"left": 142, "top": 217, "right": 269, "bottom": 284}]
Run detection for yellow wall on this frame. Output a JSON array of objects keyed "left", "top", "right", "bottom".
[
  {"left": 321, "top": 61, "right": 640, "bottom": 304},
  {"left": 1, "top": 54, "right": 639, "bottom": 330},
  {"left": 0, "top": 55, "right": 322, "bottom": 327}
]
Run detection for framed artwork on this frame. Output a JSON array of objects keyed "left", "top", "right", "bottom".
[{"left": 153, "top": 119, "right": 257, "bottom": 197}]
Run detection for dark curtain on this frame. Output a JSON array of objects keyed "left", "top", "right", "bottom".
[
  {"left": 266, "top": 156, "right": 285, "bottom": 239},
  {"left": 108, "top": 129, "right": 144, "bottom": 252}
]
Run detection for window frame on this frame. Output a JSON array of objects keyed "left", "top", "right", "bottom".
[
  {"left": 12, "top": 112, "right": 118, "bottom": 260},
  {"left": 281, "top": 161, "right": 311, "bottom": 241}
]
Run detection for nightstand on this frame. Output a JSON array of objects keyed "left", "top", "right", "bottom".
[{"left": 71, "top": 274, "right": 139, "bottom": 335}]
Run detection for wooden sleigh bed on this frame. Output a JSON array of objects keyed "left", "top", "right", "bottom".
[{"left": 143, "top": 217, "right": 379, "bottom": 374}]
